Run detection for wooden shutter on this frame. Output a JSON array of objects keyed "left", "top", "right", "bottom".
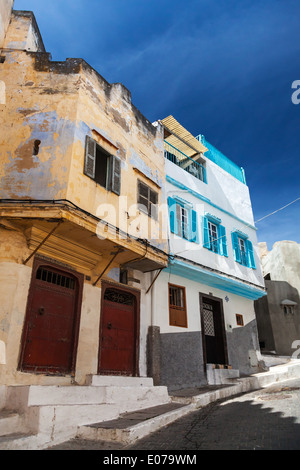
[
  {"left": 246, "top": 239, "right": 256, "bottom": 269},
  {"left": 169, "top": 284, "right": 187, "bottom": 327},
  {"left": 84, "top": 136, "right": 96, "bottom": 179},
  {"left": 110, "top": 156, "right": 121, "bottom": 195},
  {"left": 218, "top": 224, "right": 228, "bottom": 257},
  {"left": 168, "top": 197, "right": 178, "bottom": 235},
  {"left": 231, "top": 232, "right": 241, "bottom": 263},
  {"left": 202, "top": 216, "right": 210, "bottom": 248},
  {"left": 189, "top": 209, "right": 199, "bottom": 243}
]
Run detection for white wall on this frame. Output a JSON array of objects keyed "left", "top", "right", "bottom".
[
  {"left": 153, "top": 271, "right": 257, "bottom": 335},
  {"left": 166, "top": 158, "right": 265, "bottom": 289}
]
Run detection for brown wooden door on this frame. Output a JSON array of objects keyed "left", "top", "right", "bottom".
[
  {"left": 98, "top": 287, "right": 138, "bottom": 376},
  {"left": 20, "top": 263, "right": 81, "bottom": 375},
  {"left": 200, "top": 295, "right": 227, "bottom": 365}
]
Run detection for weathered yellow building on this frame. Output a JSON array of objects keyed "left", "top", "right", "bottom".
[{"left": 0, "top": 5, "right": 168, "bottom": 388}]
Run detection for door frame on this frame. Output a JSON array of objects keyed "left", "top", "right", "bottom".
[
  {"left": 199, "top": 292, "right": 228, "bottom": 371},
  {"left": 18, "top": 256, "right": 84, "bottom": 375},
  {"left": 98, "top": 281, "right": 140, "bottom": 376}
]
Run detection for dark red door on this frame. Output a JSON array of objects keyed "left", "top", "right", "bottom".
[
  {"left": 99, "top": 287, "right": 137, "bottom": 376},
  {"left": 20, "top": 264, "right": 81, "bottom": 374}
]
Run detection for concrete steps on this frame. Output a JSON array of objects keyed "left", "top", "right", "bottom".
[
  {"left": 1, "top": 359, "right": 300, "bottom": 450},
  {"left": 0, "top": 376, "right": 171, "bottom": 450},
  {"left": 73, "top": 359, "right": 300, "bottom": 447},
  {"left": 76, "top": 402, "right": 190, "bottom": 445}
]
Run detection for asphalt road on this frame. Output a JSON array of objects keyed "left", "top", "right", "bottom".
[{"left": 49, "top": 377, "right": 300, "bottom": 451}]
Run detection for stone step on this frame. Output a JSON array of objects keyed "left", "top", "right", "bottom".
[
  {"left": 0, "top": 410, "right": 26, "bottom": 437},
  {"left": 0, "top": 432, "right": 39, "bottom": 450},
  {"left": 6, "top": 382, "right": 167, "bottom": 409},
  {"left": 86, "top": 375, "right": 154, "bottom": 387},
  {"left": 7, "top": 385, "right": 107, "bottom": 408},
  {"left": 206, "top": 365, "right": 240, "bottom": 385},
  {"left": 76, "top": 402, "right": 192, "bottom": 445},
  {"left": 0, "top": 383, "right": 171, "bottom": 449}
]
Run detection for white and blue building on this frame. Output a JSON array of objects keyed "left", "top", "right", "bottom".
[{"left": 150, "top": 116, "right": 266, "bottom": 390}]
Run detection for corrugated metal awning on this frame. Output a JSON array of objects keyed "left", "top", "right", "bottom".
[{"left": 160, "top": 115, "right": 208, "bottom": 158}]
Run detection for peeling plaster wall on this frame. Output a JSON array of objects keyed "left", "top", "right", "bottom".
[
  {"left": 0, "top": 261, "right": 32, "bottom": 383},
  {"left": 0, "top": 12, "right": 168, "bottom": 386},
  {"left": 0, "top": 43, "right": 168, "bottom": 249},
  {"left": 0, "top": 52, "right": 80, "bottom": 200},
  {"left": 0, "top": 0, "right": 14, "bottom": 48},
  {"left": 2, "top": 10, "right": 45, "bottom": 52},
  {"left": 68, "top": 64, "right": 168, "bottom": 250}
]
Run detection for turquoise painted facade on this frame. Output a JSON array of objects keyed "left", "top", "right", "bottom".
[
  {"left": 196, "top": 134, "right": 246, "bottom": 184},
  {"left": 166, "top": 258, "right": 265, "bottom": 300}
]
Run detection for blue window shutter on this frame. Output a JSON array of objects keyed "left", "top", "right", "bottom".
[
  {"left": 202, "top": 216, "right": 210, "bottom": 248},
  {"left": 231, "top": 232, "right": 241, "bottom": 263},
  {"left": 246, "top": 239, "right": 256, "bottom": 269},
  {"left": 189, "top": 209, "right": 199, "bottom": 243},
  {"left": 218, "top": 224, "right": 228, "bottom": 257},
  {"left": 168, "top": 197, "right": 178, "bottom": 235},
  {"left": 203, "top": 166, "right": 207, "bottom": 184}
]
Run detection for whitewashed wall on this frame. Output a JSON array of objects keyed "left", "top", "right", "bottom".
[{"left": 165, "top": 158, "right": 265, "bottom": 289}]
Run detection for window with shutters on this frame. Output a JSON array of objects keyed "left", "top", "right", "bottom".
[
  {"left": 168, "top": 196, "right": 199, "bottom": 243},
  {"left": 137, "top": 180, "right": 158, "bottom": 219},
  {"left": 201, "top": 213, "right": 228, "bottom": 256},
  {"left": 231, "top": 231, "right": 256, "bottom": 269},
  {"left": 169, "top": 284, "right": 187, "bottom": 327},
  {"left": 84, "top": 136, "right": 121, "bottom": 195}
]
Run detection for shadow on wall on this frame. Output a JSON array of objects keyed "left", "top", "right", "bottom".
[
  {"left": 159, "top": 331, "right": 207, "bottom": 391},
  {"left": 255, "top": 280, "right": 300, "bottom": 357},
  {"left": 227, "top": 319, "right": 264, "bottom": 375}
]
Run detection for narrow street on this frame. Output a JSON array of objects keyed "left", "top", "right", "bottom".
[{"left": 50, "top": 377, "right": 300, "bottom": 451}]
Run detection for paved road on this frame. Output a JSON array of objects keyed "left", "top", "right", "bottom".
[{"left": 50, "top": 378, "right": 300, "bottom": 451}]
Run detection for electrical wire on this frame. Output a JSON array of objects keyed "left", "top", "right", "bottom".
[{"left": 254, "top": 197, "right": 300, "bottom": 223}]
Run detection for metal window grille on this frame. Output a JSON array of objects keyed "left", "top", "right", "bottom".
[{"left": 36, "top": 267, "right": 75, "bottom": 290}]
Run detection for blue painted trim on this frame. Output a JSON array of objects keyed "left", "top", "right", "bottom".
[
  {"left": 166, "top": 175, "right": 257, "bottom": 231},
  {"left": 196, "top": 135, "right": 246, "bottom": 184},
  {"left": 165, "top": 258, "right": 266, "bottom": 300}
]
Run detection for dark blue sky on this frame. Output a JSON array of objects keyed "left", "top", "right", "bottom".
[{"left": 14, "top": 0, "right": 300, "bottom": 250}]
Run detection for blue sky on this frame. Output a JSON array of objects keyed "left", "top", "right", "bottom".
[{"left": 14, "top": 0, "right": 300, "bottom": 250}]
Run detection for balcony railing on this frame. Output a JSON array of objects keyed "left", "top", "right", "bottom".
[{"left": 164, "top": 140, "right": 207, "bottom": 183}]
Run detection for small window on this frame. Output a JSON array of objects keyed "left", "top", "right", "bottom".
[
  {"left": 231, "top": 232, "right": 256, "bottom": 269},
  {"left": 36, "top": 267, "right": 75, "bottom": 290},
  {"left": 177, "top": 204, "right": 189, "bottom": 240},
  {"left": 236, "top": 314, "right": 244, "bottom": 326},
  {"left": 283, "top": 305, "right": 295, "bottom": 315},
  {"left": 202, "top": 215, "right": 228, "bottom": 256},
  {"left": 208, "top": 221, "right": 219, "bottom": 253},
  {"left": 169, "top": 284, "right": 187, "bottom": 327},
  {"left": 137, "top": 180, "right": 158, "bottom": 219},
  {"left": 84, "top": 136, "right": 121, "bottom": 195},
  {"left": 168, "top": 197, "right": 199, "bottom": 243}
]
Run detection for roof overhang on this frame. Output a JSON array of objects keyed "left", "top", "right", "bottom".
[{"left": 159, "top": 115, "right": 208, "bottom": 158}]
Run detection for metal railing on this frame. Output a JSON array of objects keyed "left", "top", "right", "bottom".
[{"left": 164, "top": 140, "right": 207, "bottom": 183}]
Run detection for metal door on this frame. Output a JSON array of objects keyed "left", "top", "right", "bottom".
[
  {"left": 201, "top": 295, "right": 227, "bottom": 365},
  {"left": 20, "top": 263, "right": 81, "bottom": 374},
  {"left": 99, "top": 287, "right": 138, "bottom": 376}
]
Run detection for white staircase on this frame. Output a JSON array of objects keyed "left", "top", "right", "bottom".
[
  {"left": 206, "top": 364, "right": 240, "bottom": 385},
  {"left": 0, "top": 376, "right": 170, "bottom": 450}
]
